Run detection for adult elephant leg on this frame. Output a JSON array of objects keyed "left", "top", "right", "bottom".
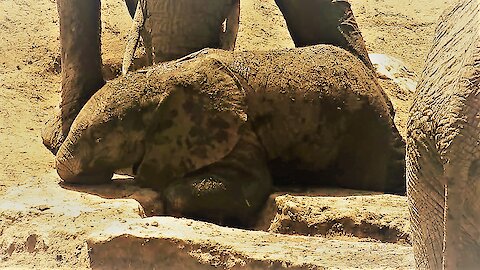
[
  {"left": 275, "top": 0, "right": 374, "bottom": 70},
  {"left": 443, "top": 47, "right": 480, "bottom": 268},
  {"left": 406, "top": 142, "right": 445, "bottom": 269},
  {"left": 407, "top": 0, "right": 479, "bottom": 268},
  {"left": 43, "top": 0, "right": 105, "bottom": 153},
  {"left": 220, "top": 0, "right": 240, "bottom": 50},
  {"left": 445, "top": 156, "right": 480, "bottom": 268}
]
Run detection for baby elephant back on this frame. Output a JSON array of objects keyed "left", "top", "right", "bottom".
[{"left": 235, "top": 45, "right": 405, "bottom": 193}]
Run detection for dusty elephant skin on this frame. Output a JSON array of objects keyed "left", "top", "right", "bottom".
[
  {"left": 42, "top": 0, "right": 371, "bottom": 156},
  {"left": 42, "top": 0, "right": 105, "bottom": 154},
  {"left": 56, "top": 45, "right": 405, "bottom": 226},
  {"left": 42, "top": 0, "right": 240, "bottom": 154},
  {"left": 122, "top": 0, "right": 240, "bottom": 74},
  {"left": 275, "top": 0, "right": 374, "bottom": 71},
  {"left": 406, "top": 0, "right": 480, "bottom": 268}
]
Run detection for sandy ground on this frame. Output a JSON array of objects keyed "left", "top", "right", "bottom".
[{"left": 0, "top": 0, "right": 455, "bottom": 268}]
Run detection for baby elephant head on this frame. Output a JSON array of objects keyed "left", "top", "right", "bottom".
[{"left": 55, "top": 79, "right": 152, "bottom": 185}]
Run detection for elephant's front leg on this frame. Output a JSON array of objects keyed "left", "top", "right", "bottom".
[
  {"left": 220, "top": 0, "right": 240, "bottom": 51},
  {"left": 43, "top": 0, "right": 105, "bottom": 153},
  {"left": 406, "top": 0, "right": 480, "bottom": 268},
  {"left": 406, "top": 142, "right": 445, "bottom": 269},
  {"left": 164, "top": 128, "right": 272, "bottom": 227},
  {"left": 445, "top": 158, "right": 480, "bottom": 268},
  {"left": 141, "top": 28, "right": 154, "bottom": 66},
  {"left": 274, "top": 0, "right": 374, "bottom": 70}
]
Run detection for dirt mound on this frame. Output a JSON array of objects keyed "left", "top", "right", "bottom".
[{"left": 266, "top": 194, "right": 410, "bottom": 244}]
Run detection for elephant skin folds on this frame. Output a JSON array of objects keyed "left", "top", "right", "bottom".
[{"left": 406, "top": 0, "right": 480, "bottom": 268}]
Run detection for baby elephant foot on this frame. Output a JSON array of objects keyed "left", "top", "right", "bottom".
[{"left": 164, "top": 173, "right": 269, "bottom": 227}]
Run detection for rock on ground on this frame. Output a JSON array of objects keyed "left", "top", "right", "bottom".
[
  {"left": 262, "top": 193, "right": 410, "bottom": 244},
  {"left": 88, "top": 217, "right": 413, "bottom": 269},
  {"left": 0, "top": 173, "right": 413, "bottom": 269}
]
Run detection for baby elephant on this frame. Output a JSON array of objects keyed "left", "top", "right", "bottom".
[{"left": 57, "top": 46, "right": 405, "bottom": 226}]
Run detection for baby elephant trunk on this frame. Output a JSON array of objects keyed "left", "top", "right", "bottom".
[{"left": 56, "top": 144, "right": 113, "bottom": 185}]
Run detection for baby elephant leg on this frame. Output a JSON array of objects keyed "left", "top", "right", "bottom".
[{"left": 164, "top": 126, "right": 272, "bottom": 227}]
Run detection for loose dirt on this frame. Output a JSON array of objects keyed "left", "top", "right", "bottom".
[{"left": 0, "top": 0, "right": 455, "bottom": 268}]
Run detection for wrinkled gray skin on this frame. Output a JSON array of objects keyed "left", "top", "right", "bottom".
[
  {"left": 42, "top": 0, "right": 240, "bottom": 154},
  {"left": 274, "top": 0, "right": 374, "bottom": 71},
  {"left": 57, "top": 45, "right": 405, "bottom": 226},
  {"left": 121, "top": 0, "right": 240, "bottom": 75},
  {"left": 406, "top": 0, "right": 480, "bottom": 269}
]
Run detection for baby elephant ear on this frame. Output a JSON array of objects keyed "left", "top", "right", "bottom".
[{"left": 136, "top": 57, "right": 248, "bottom": 188}]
